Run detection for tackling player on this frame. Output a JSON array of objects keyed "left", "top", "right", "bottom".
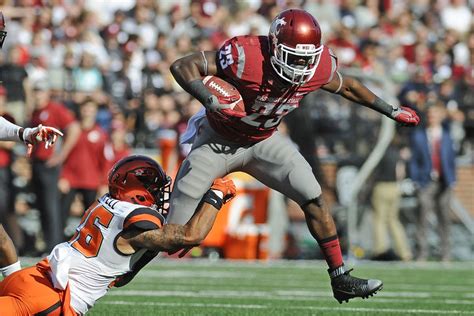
[
  {"left": 169, "top": 9, "right": 420, "bottom": 303},
  {"left": 0, "top": 155, "right": 236, "bottom": 315},
  {"left": 0, "top": 10, "right": 64, "bottom": 279}
]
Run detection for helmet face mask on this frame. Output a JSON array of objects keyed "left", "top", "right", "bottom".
[
  {"left": 272, "top": 43, "right": 323, "bottom": 84},
  {"left": 108, "top": 155, "right": 172, "bottom": 216},
  {"left": 269, "top": 9, "right": 324, "bottom": 85}
]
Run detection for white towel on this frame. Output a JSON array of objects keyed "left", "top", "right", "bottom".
[
  {"left": 47, "top": 244, "right": 73, "bottom": 290},
  {"left": 180, "top": 107, "right": 206, "bottom": 144}
]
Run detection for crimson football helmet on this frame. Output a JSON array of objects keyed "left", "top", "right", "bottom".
[
  {"left": 269, "top": 9, "right": 323, "bottom": 85},
  {"left": 108, "top": 155, "right": 171, "bottom": 213}
]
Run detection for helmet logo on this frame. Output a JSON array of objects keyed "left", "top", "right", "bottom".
[
  {"left": 112, "top": 173, "right": 120, "bottom": 183},
  {"left": 273, "top": 17, "right": 286, "bottom": 35},
  {"left": 270, "top": 17, "right": 286, "bottom": 46}
]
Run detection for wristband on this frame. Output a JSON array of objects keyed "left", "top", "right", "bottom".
[
  {"left": 188, "top": 79, "right": 213, "bottom": 105},
  {"left": 372, "top": 96, "right": 398, "bottom": 117},
  {"left": 0, "top": 260, "right": 21, "bottom": 277},
  {"left": 202, "top": 189, "right": 223, "bottom": 210},
  {"left": 18, "top": 128, "right": 24, "bottom": 142}
]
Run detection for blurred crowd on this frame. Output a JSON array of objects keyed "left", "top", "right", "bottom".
[{"left": 0, "top": 0, "right": 472, "bottom": 260}]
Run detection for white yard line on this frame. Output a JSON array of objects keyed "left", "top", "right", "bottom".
[
  {"left": 145, "top": 259, "right": 474, "bottom": 271},
  {"left": 139, "top": 270, "right": 258, "bottom": 279},
  {"left": 102, "top": 300, "right": 474, "bottom": 314},
  {"left": 137, "top": 270, "right": 474, "bottom": 293},
  {"left": 108, "top": 289, "right": 474, "bottom": 304}
]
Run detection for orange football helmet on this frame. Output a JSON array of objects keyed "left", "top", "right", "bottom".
[{"left": 108, "top": 155, "right": 171, "bottom": 213}]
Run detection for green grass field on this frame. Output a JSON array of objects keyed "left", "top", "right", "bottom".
[{"left": 88, "top": 259, "right": 474, "bottom": 316}]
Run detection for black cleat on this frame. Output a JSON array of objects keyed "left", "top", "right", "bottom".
[{"left": 329, "top": 265, "right": 383, "bottom": 304}]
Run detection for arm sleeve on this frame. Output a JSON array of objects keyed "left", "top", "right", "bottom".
[{"left": 0, "top": 116, "right": 21, "bottom": 142}]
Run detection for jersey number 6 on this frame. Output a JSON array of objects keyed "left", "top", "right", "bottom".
[{"left": 70, "top": 203, "right": 114, "bottom": 258}]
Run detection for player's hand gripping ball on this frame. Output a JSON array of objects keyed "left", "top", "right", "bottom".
[{"left": 202, "top": 76, "right": 245, "bottom": 117}]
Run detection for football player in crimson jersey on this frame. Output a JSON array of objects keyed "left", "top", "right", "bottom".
[
  {"left": 0, "top": 155, "right": 236, "bottom": 315},
  {"left": 170, "top": 9, "right": 420, "bottom": 303},
  {"left": 0, "top": 10, "right": 64, "bottom": 280}
]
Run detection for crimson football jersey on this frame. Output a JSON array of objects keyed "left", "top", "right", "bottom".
[{"left": 209, "top": 35, "right": 337, "bottom": 143}]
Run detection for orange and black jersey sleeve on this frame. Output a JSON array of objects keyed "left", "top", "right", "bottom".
[{"left": 123, "top": 208, "right": 164, "bottom": 231}]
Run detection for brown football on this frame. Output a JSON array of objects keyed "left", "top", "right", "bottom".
[{"left": 202, "top": 75, "right": 245, "bottom": 113}]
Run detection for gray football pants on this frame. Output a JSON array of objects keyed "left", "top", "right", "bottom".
[{"left": 167, "top": 120, "right": 322, "bottom": 224}]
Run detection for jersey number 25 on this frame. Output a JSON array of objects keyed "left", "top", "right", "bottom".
[{"left": 219, "top": 44, "right": 234, "bottom": 69}]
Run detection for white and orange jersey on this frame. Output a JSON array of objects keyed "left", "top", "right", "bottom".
[{"left": 47, "top": 194, "right": 164, "bottom": 315}]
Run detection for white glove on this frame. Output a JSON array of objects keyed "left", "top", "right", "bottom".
[
  {"left": 23, "top": 124, "right": 64, "bottom": 156},
  {"left": 204, "top": 95, "right": 234, "bottom": 113}
]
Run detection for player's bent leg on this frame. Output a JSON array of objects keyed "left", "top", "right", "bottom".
[
  {"left": 300, "top": 197, "right": 337, "bottom": 240},
  {"left": 242, "top": 131, "right": 322, "bottom": 205},
  {"left": 167, "top": 146, "right": 227, "bottom": 225},
  {"left": 302, "top": 198, "right": 383, "bottom": 303},
  {"left": 244, "top": 133, "right": 382, "bottom": 303}
]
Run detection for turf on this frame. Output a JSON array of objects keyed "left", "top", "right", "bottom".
[{"left": 88, "top": 259, "right": 474, "bottom": 316}]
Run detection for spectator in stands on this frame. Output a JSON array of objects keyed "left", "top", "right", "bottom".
[
  {"left": 105, "top": 56, "right": 134, "bottom": 111},
  {"left": 0, "top": 86, "right": 22, "bottom": 250},
  {"left": 30, "top": 80, "right": 81, "bottom": 252},
  {"left": 104, "top": 118, "right": 131, "bottom": 174},
  {"left": 73, "top": 52, "right": 104, "bottom": 94},
  {"left": 409, "top": 103, "right": 457, "bottom": 261},
  {"left": 371, "top": 137, "right": 412, "bottom": 261},
  {"left": 59, "top": 98, "right": 108, "bottom": 236},
  {"left": 48, "top": 51, "right": 77, "bottom": 108},
  {"left": 0, "top": 45, "right": 30, "bottom": 125},
  {"left": 440, "top": 0, "right": 472, "bottom": 36}
]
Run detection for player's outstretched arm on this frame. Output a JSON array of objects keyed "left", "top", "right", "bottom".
[
  {"left": 127, "top": 178, "right": 236, "bottom": 252},
  {"left": 0, "top": 116, "right": 64, "bottom": 156},
  {"left": 321, "top": 72, "right": 420, "bottom": 126}
]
